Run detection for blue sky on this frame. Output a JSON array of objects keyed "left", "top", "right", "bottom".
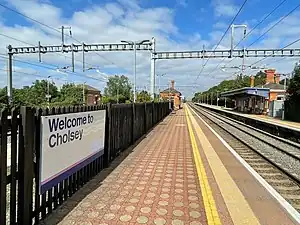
[{"left": 0, "top": 0, "right": 300, "bottom": 98}]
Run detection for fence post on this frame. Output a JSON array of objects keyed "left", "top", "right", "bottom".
[
  {"left": 104, "top": 103, "right": 111, "bottom": 167},
  {"left": 131, "top": 103, "right": 135, "bottom": 142},
  {"left": 152, "top": 101, "right": 155, "bottom": 126},
  {"left": 0, "top": 109, "right": 8, "bottom": 225},
  {"left": 18, "top": 106, "right": 34, "bottom": 225},
  {"left": 144, "top": 103, "right": 147, "bottom": 133}
]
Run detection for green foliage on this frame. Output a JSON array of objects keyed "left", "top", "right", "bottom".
[
  {"left": 254, "top": 71, "right": 266, "bottom": 86},
  {"left": 287, "top": 66, "right": 300, "bottom": 100},
  {"left": 137, "top": 90, "right": 151, "bottom": 103},
  {"left": 104, "top": 75, "right": 132, "bottom": 103},
  {"left": 0, "top": 80, "right": 84, "bottom": 108},
  {"left": 26, "top": 80, "right": 59, "bottom": 106},
  {"left": 279, "top": 78, "right": 290, "bottom": 87},
  {"left": 192, "top": 71, "right": 267, "bottom": 103},
  {"left": 101, "top": 95, "right": 110, "bottom": 104},
  {"left": 0, "top": 74, "right": 153, "bottom": 108},
  {"left": 284, "top": 64, "right": 300, "bottom": 122},
  {"left": 59, "top": 83, "right": 83, "bottom": 106}
]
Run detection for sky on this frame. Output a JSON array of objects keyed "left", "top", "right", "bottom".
[{"left": 0, "top": 0, "right": 300, "bottom": 98}]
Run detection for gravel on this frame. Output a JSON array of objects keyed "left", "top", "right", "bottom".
[{"left": 200, "top": 109, "right": 300, "bottom": 181}]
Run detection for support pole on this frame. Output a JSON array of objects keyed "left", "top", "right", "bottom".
[
  {"left": 82, "top": 82, "right": 86, "bottom": 105},
  {"left": 168, "top": 81, "right": 171, "bottom": 110},
  {"left": 61, "top": 25, "right": 64, "bottom": 46},
  {"left": 158, "top": 74, "right": 161, "bottom": 102},
  {"left": 133, "top": 42, "right": 137, "bottom": 103},
  {"left": 150, "top": 56, "right": 156, "bottom": 100},
  {"left": 82, "top": 42, "right": 85, "bottom": 72},
  {"left": 282, "top": 75, "right": 287, "bottom": 120},
  {"left": 150, "top": 37, "right": 156, "bottom": 100},
  {"left": 47, "top": 77, "right": 50, "bottom": 107},
  {"left": 7, "top": 49, "right": 13, "bottom": 105},
  {"left": 71, "top": 43, "right": 75, "bottom": 72},
  {"left": 230, "top": 25, "right": 234, "bottom": 58},
  {"left": 38, "top": 41, "right": 41, "bottom": 62}
]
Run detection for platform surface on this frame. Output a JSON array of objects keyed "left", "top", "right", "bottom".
[
  {"left": 41, "top": 105, "right": 298, "bottom": 225},
  {"left": 199, "top": 103, "right": 300, "bottom": 131}
]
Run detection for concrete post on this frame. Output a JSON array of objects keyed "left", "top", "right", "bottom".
[
  {"left": 150, "top": 37, "right": 156, "bottom": 100},
  {"left": 7, "top": 49, "right": 13, "bottom": 105}
]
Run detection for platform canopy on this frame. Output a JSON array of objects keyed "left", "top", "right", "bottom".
[{"left": 220, "top": 87, "right": 269, "bottom": 99}]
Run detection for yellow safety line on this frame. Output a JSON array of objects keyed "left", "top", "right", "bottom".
[
  {"left": 184, "top": 106, "right": 222, "bottom": 225},
  {"left": 186, "top": 105, "right": 261, "bottom": 225}
]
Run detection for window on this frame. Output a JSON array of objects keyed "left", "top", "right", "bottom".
[{"left": 277, "top": 97, "right": 283, "bottom": 100}]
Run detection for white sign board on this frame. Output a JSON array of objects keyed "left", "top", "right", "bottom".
[{"left": 39, "top": 110, "right": 106, "bottom": 194}]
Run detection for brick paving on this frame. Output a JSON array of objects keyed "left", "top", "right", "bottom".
[{"left": 43, "top": 110, "right": 207, "bottom": 225}]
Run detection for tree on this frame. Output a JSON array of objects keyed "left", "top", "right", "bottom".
[
  {"left": 59, "top": 83, "right": 83, "bottom": 105},
  {"left": 279, "top": 78, "right": 290, "bottom": 87},
  {"left": 284, "top": 65, "right": 300, "bottom": 122},
  {"left": 254, "top": 71, "right": 266, "bottom": 86},
  {"left": 192, "top": 73, "right": 255, "bottom": 103},
  {"left": 137, "top": 90, "right": 151, "bottom": 102},
  {"left": 287, "top": 66, "right": 300, "bottom": 100},
  {"left": 0, "top": 87, "right": 8, "bottom": 106},
  {"left": 25, "top": 80, "right": 59, "bottom": 106},
  {"left": 104, "top": 75, "right": 132, "bottom": 103},
  {"left": 13, "top": 87, "right": 30, "bottom": 107}
]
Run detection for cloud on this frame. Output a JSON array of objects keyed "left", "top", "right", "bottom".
[
  {"left": 0, "top": 0, "right": 299, "bottom": 98},
  {"left": 212, "top": 0, "right": 238, "bottom": 17},
  {"left": 213, "top": 22, "right": 228, "bottom": 29},
  {"left": 176, "top": 0, "right": 187, "bottom": 8}
]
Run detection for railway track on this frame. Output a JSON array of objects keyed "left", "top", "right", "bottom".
[{"left": 190, "top": 103, "right": 300, "bottom": 212}]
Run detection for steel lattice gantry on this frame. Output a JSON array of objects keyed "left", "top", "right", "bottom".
[
  {"left": 6, "top": 39, "right": 300, "bottom": 101},
  {"left": 152, "top": 48, "right": 300, "bottom": 60},
  {"left": 8, "top": 43, "right": 153, "bottom": 54}
]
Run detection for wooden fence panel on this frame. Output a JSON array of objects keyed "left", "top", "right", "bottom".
[{"left": 0, "top": 102, "right": 169, "bottom": 224}]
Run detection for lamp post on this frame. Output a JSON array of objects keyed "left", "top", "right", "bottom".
[
  {"left": 46, "top": 75, "right": 51, "bottom": 107},
  {"left": 157, "top": 73, "right": 166, "bottom": 102},
  {"left": 121, "top": 39, "right": 151, "bottom": 103},
  {"left": 168, "top": 81, "right": 172, "bottom": 111},
  {"left": 230, "top": 24, "right": 247, "bottom": 75},
  {"left": 82, "top": 81, "right": 86, "bottom": 105},
  {"left": 60, "top": 26, "right": 72, "bottom": 46},
  {"left": 278, "top": 73, "right": 291, "bottom": 120}
]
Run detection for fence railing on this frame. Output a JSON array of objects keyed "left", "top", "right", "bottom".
[{"left": 0, "top": 102, "right": 169, "bottom": 225}]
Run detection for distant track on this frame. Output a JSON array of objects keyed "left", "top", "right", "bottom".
[{"left": 190, "top": 103, "right": 300, "bottom": 212}]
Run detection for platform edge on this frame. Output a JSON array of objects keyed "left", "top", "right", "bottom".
[{"left": 189, "top": 105, "right": 300, "bottom": 224}]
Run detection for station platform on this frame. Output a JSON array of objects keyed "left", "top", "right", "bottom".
[
  {"left": 41, "top": 105, "right": 299, "bottom": 225},
  {"left": 199, "top": 103, "right": 300, "bottom": 132}
]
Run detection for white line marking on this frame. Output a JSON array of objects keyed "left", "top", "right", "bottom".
[{"left": 189, "top": 105, "right": 300, "bottom": 224}]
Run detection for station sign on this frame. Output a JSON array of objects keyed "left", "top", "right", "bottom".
[{"left": 39, "top": 110, "right": 106, "bottom": 194}]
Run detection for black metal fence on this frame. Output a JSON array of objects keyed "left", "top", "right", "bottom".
[{"left": 0, "top": 102, "right": 169, "bottom": 225}]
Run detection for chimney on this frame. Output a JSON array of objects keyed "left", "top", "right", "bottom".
[
  {"left": 171, "top": 80, "right": 175, "bottom": 89},
  {"left": 250, "top": 76, "right": 255, "bottom": 87},
  {"left": 275, "top": 74, "right": 280, "bottom": 84},
  {"left": 265, "top": 69, "right": 276, "bottom": 84}
]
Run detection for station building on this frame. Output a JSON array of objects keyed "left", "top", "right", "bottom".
[
  {"left": 160, "top": 80, "right": 182, "bottom": 109},
  {"left": 220, "top": 69, "right": 286, "bottom": 116},
  {"left": 82, "top": 84, "right": 102, "bottom": 106}
]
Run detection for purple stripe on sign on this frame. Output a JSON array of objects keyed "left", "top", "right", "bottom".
[
  {"left": 40, "top": 148, "right": 104, "bottom": 194},
  {"left": 41, "top": 149, "right": 101, "bottom": 185}
]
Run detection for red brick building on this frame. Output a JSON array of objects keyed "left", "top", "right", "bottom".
[
  {"left": 159, "top": 80, "right": 182, "bottom": 109},
  {"left": 83, "top": 84, "right": 102, "bottom": 105},
  {"left": 255, "top": 69, "right": 286, "bottom": 105}
]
